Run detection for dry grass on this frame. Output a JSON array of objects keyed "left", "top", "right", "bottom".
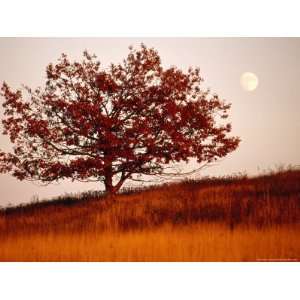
[
  {"left": 0, "top": 169, "right": 300, "bottom": 261},
  {"left": 0, "top": 224, "right": 299, "bottom": 262}
]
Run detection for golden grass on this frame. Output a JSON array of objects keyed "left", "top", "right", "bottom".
[
  {"left": 0, "top": 224, "right": 299, "bottom": 262},
  {"left": 0, "top": 169, "right": 299, "bottom": 261}
]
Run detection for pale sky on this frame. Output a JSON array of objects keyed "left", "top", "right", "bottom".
[{"left": 0, "top": 38, "right": 299, "bottom": 206}]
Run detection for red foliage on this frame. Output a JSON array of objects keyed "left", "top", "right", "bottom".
[{"left": 0, "top": 45, "right": 240, "bottom": 194}]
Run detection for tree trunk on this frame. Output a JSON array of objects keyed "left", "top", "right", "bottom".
[
  {"left": 103, "top": 164, "right": 121, "bottom": 198},
  {"left": 104, "top": 167, "right": 116, "bottom": 195},
  {"left": 103, "top": 163, "right": 126, "bottom": 198},
  {"left": 104, "top": 177, "right": 126, "bottom": 200}
]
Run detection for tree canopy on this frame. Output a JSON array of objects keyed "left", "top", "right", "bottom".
[{"left": 0, "top": 45, "right": 240, "bottom": 194}]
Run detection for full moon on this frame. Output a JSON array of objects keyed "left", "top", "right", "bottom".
[{"left": 240, "top": 72, "right": 259, "bottom": 91}]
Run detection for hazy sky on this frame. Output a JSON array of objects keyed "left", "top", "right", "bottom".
[{"left": 0, "top": 38, "right": 299, "bottom": 206}]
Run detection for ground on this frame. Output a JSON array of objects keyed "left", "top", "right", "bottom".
[{"left": 0, "top": 170, "right": 299, "bottom": 261}]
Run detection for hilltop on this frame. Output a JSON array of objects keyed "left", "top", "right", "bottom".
[{"left": 0, "top": 169, "right": 299, "bottom": 261}]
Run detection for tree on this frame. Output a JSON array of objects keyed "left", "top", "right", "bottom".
[{"left": 0, "top": 45, "right": 240, "bottom": 195}]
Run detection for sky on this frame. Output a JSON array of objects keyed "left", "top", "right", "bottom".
[{"left": 0, "top": 38, "right": 299, "bottom": 206}]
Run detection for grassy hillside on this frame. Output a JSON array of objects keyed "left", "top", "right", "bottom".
[{"left": 0, "top": 169, "right": 299, "bottom": 261}]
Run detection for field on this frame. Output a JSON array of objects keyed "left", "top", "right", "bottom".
[{"left": 0, "top": 169, "right": 299, "bottom": 261}]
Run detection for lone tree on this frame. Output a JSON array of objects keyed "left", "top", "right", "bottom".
[{"left": 0, "top": 45, "right": 240, "bottom": 195}]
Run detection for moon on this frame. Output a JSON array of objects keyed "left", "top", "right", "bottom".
[{"left": 240, "top": 72, "right": 259, "bottom": 91}]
